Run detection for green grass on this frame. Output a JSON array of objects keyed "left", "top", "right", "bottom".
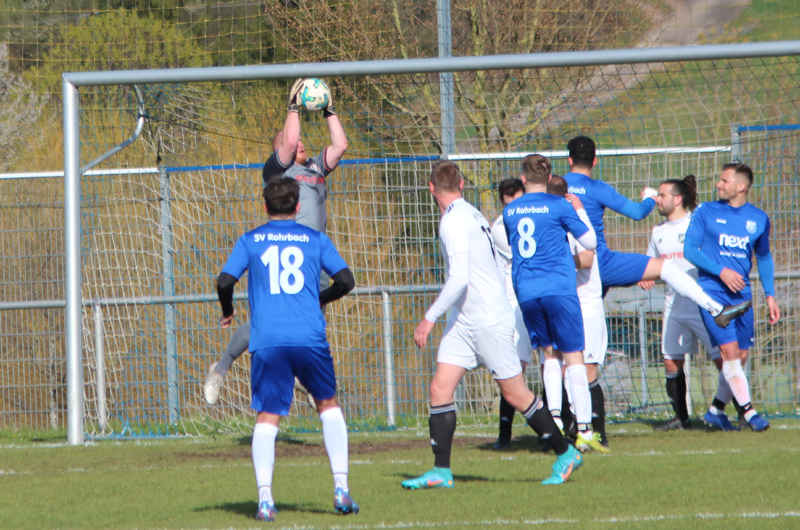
[{"left": 2, "top": 421, "right": 800, "bottom": 529}]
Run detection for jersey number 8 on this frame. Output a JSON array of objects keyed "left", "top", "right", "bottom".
[
  {"left": 261, "top": 245, "right": 305, "bottom": 294},
  {"left": 517, "top": 218, "right": 537, "bottom": 258}
]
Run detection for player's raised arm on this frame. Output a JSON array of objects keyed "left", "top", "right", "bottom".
[
  {"left": 754, "top": 217, "right": 780, "bottom": 324},
  {"left": 594, "top": 179, "right": 657, "bottom": 221},
  {"left": 322, "top": 88, "right": 348, "bottom": 171}
]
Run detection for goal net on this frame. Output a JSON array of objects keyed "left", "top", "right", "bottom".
[{"left": 64, "top": 52, "right": 800, "bottom": 437}]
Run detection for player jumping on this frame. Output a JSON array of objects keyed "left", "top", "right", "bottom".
[
  {"left": 562, "top": 136, "right": 751, "bottom": 326},
  {"left": 684, "top": 163, "right": 780, "bottom": 433},
  {"left": 403, "top": 161, "right": 583, "bottom": 489},
  {"left": 205, "top": 79, "right": 348, "bottom": 405},
  {"left": 216, "top": 177, "right": 358, "bottom": 521}
]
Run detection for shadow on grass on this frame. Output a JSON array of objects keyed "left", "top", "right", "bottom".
[
  {"left": 234, "top": 434, "right": 320, "bottom": 447},
  {"left": 474, "top": 434, "right": 545, "bottom": 453},
  {"left": 194, "top": 500, "right": 329, "bottom": 517}
]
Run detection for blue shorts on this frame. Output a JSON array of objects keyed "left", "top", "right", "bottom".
[
  {"left": 699, "top": 290, "right": 755, "bottom": 351},
  {"left": 520, "top": 295, "right": 585, "bottom": 353},
  {"left": 251, "top": 345, "right": 337, "bottom": 415},
  {"left": 597, "top": 247, "right": 651, "bottom": 290}
]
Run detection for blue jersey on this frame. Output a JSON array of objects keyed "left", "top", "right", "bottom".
[
  {"left": 503, "top": 192, "right": 590, "bottom": 303},
  {"left": 685, "top": 201, "right": 771, "bottom": 295},
  {"left": 221, "top": 220, "right": 348, "bottom": 350},
  {"left": 563, "top": 172, "right": 655, "bottom": 251}
]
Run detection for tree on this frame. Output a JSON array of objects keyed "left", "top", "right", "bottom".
[
  {"left": 265, "top": 0, "right": 648, "bottom": 156},
  {"left": 30, "top": 8, "right": 212, "bottom": 95}
]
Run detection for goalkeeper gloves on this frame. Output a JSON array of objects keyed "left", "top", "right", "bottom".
[{"left": 287, "top": 78, "right": 304, "bottom": 113}]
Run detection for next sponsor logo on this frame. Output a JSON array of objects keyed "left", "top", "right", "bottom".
[{"left": 719, "top": 233, "right": 749, "bottom": 250}]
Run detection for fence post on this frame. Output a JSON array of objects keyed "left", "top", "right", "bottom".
[
  {"left": 381, "top": 291, "right": 396, "bottom": 427},
  {"left": 731, "top": 124, "right": 742, "bottom": 162},
  {"left": 159, "top": 166, "right": 180, "bottom": 425},
  {"left": 93, "top": 302, "right": 108, "bottom": 432},
  {"left": 638, "top": 304, "right": 649, "bottom": 408},
  {"left": 437, "top": 0, "right": 455, "bottom": 156}
]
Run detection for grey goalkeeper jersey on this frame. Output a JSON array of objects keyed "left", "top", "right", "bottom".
[{"left": 262, "top": 148, "right": 332, "bottom": 233}]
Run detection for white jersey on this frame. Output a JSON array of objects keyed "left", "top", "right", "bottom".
[
  {"left": 491, "top": 215, "right": 516, "bottom": 306},
  {"left": 647, "top": 214, "right": 698, "bottom": 318},
  {"left": 567, "top": 233, "right": 604, "bottom": 318},
  {"left": 426, "top": 199, "right": 513, "bottom": 329}
]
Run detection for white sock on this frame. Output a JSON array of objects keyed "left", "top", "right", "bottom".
[
  {"left": 566, "top": 364, "right": 592, "bottom": 429},
  {"left": 252, "top": 423, "right": 279, "bottom": 504},
  {"left": 660, "top": 260, "right": 723, "bottom": 315},
  {"left": 321, "top": 407, "right": 349, "bottom": 492},
  {"left": 715, "top": 369, "right": 733, "bottom": 406},
  {"left": 722, "top": 359, "right": 751, "bottom": 408},
  {"left": 543, "top": 359, "right": 563, "bottom": 422}
]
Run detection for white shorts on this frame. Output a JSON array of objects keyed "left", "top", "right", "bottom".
[
  {"left": 437, "top": 320, "right": 523, "bottom": 380},
  {"left": 582, "top": 315, "right": 608, "bottom": 366},
  {"left": 513, "top": 305, "right": 534, "bottom": 365},
  {"left": 662, "top": 310, "right": 720, "bottom": 361}
]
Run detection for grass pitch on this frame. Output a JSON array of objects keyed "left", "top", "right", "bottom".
[{"left": 2, "top": 420, "right": 800, "bottom": 530}]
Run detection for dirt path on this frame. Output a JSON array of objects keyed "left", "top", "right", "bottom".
[{"left": 520, "top": 0, "right": 753, "bottom": 146}]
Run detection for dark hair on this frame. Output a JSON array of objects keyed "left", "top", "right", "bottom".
[
  {"left": 722, "top": 162, "right": 754, "bottom": 188},
  {"left": 521, "top": 154, "right": 551, "bottom": 185},
  {"left": 546, "top": 175, "right": 568, "bottom": 197},
  {"left": 429, "top": 161, "right": 462, "bottom": 192},
  {"left": 662, "top": 174, "right": 698, "bottom": 211},
  {"left": 263, "top": 177, "right": 300, "bottom": 215},
  {"left": 497, "top": 178, "right": 524, "bottom": 203},
  {"left": 567, "top": 136, "right": 596, "bottom": 168}
]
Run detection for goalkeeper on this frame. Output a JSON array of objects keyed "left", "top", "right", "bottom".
[{"left": 204, "top": 79, "right": 349, "bottom": 405}]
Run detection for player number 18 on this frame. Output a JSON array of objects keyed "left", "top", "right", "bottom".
[
  {"left": 517, "top": 218, "right": 537, "bottom": 258},
  {"left": 260, "top": 245, "right": 305, "bottom": 295}
]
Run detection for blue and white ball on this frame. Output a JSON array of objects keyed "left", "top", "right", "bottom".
[{"left": 298, "top": 78, "right": 331, "bottom": 112}]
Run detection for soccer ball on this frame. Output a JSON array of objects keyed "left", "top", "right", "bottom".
[{"left": 297, "top": 78, "right": 331, "bottom": 112}]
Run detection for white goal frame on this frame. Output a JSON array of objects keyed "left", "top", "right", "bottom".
[{"left": 62, "top": 40, "right": 800, "bottom": 445}]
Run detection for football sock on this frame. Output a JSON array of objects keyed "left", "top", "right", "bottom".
[
  {"left": 660, "top": 260, "right": 724, "bottom": 316},
  {"left": 543, "top": 359, "right": 563, "bottom": 421},
  {"left": 675, "top": 370, "right": 689, "bottom": 422},
  {"left": 523, "top": 397, "right": 569, "bottom": 455},
  {"left": 565, "top": 364, "right": 592, "bottom": 430},
  {"left": 589, "top": 378, "right": 607, "bottom": 442},
  {"left": 215, "top": 322, "right": 250, "bottom": 377},
  {"left": 497, "top": 395, "right": 515, "bottom": 442},
  {"left": 722, "top": 359, "right": 752, "bottom": 415},
  {"left": 429, "top": 403, "right": 457, "bottom": 469},
  {"left": 732, "top": 397, "right": 745, "bottom": 420},
  {"left": 560, "top": 385, "right": 574, "bottom": 434},
  {"left": 252, "top": 422, "right": 279, "bottom": 504},
  {"left": 320, "top": 407, "right": 349, "bottom": 491},
  {"left": 715, "top": 370, "right": 733, "bottom": 407},
  {"left": 665, "top": 370, "right": 689, "bottom": 422}
]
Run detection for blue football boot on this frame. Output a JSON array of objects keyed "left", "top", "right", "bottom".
[{"left": 704, "top": 410, "right": 739, "bottom": 431}]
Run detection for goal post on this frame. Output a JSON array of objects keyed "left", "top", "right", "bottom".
[{"left": 63, "top": 40, "right": 800, "bottom": 445}]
